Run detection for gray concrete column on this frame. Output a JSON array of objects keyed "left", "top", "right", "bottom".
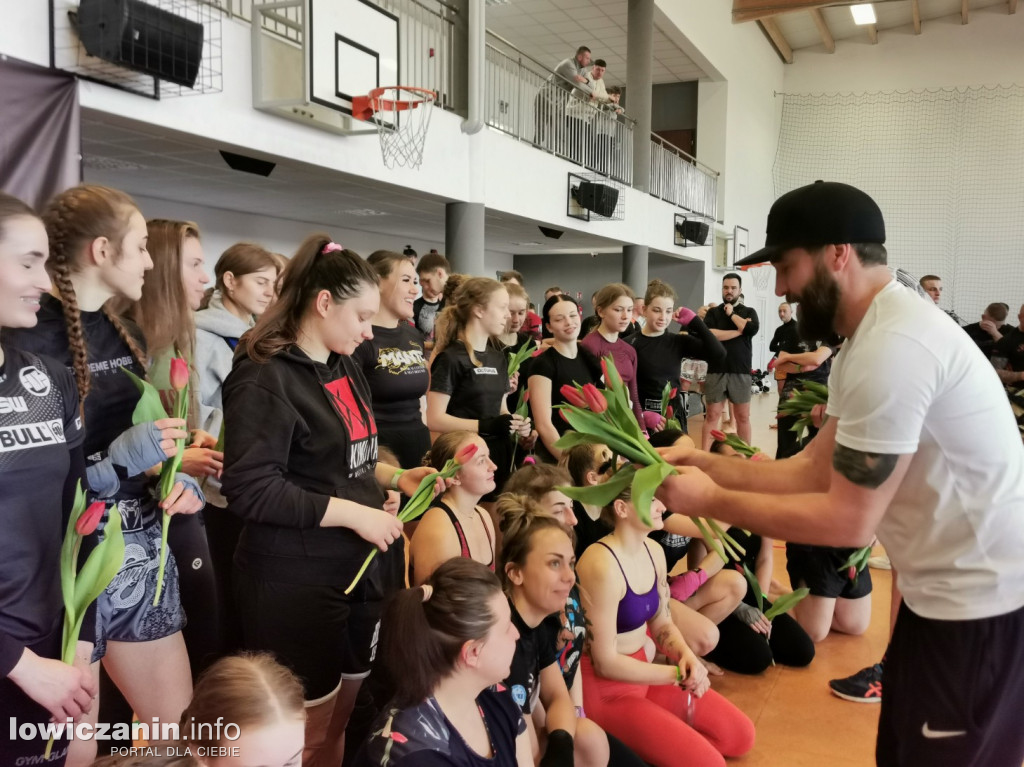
[
  {"left": 623, "top": 244, "right": 649, "bottom": 295},
  {"left": 626, "top": 0, "right": 654, "bottom": 193},
  {"left": 445, "top": 202, "right": 486, "bottom": 275}
]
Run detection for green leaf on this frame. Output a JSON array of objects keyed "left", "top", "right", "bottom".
[
  {"left": 802, "top": 381, "right": 830, "bottom": 398},
  {"left": 629, "top": 461, "right": 676, "bottom": 528},
  {"left": 691, "top": 516, "right": 728, "bottom": 565},
  {"left": 121, "top": 367, "right": 168, "bottom": 424},
  {"left": 556, "top": 465, "right": 637, "bottom": 508},
  {"left": 558, "top": 408, "right": 651, "bottom": 464},
  {"left": 763, "top": 588, "right": 810, "bottom": 621},
  {"left": 741, "top": 563, "right": 764, "bottom": 613},
  {"left": 60, "top": 480, "right": 87, "bottom": 615}
]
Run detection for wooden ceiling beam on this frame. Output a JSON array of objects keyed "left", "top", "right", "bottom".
[
  {"left": 809, "top": 8, "right": 836, "bottom": 52},
  {"left": 962, "top": 0, "right": 969, "bottom": 23},
  {"left": 1008, "top": 0, "right": 1017, "bottom": 14},
  {"left": 733, "top": 0, "right": 831, "bottom": 24},
  {"left": 912, "top": 0, "right": 922, "bottom": 33},
  {"left": 866, "top": 23, "right": 878, "bottom": 44},
  {"left": 760, "top": 17, "right": 794, "bottom": 63}
]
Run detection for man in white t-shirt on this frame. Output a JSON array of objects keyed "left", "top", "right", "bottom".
[{"left": 655, "top": 181, "right": 1024, "bottom": 767}]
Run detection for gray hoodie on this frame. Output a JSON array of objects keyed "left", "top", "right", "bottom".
[{"left": 194, "top": 293, "right": 254, "bottom": 505}]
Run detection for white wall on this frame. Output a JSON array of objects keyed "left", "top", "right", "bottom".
[
  {"left": 784, "top": 7, "right": 1024, "bottom": 93},
  {"left": 655, "top": 0, "right": 786, "bottom": 367}
]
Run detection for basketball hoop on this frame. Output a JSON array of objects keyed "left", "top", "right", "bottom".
[{"left": 352, "top": 86, "right": 437, "bottom": 170}]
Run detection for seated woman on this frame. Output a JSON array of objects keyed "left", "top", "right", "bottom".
[
  {"left": 178, "top": 653, "right": 305, "bottom": 767},
  {"left": 356, "top": 558, "right": 532, "bottom": 767},
  {"left": 497, "top": 493, "right": 646, "bottom": 767},
  {"left": 561, "top": 442, "right": 733, "bottom": 658},
  {"left": 410, "top": 432, "right": 498, "bottom": 585},
  {"left": 576, "top": 488, "right": 755, "bottom": 767}
]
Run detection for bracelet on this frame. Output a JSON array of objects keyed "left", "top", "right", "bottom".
[{"left": 388, "top": 469, "right": 405, "bottom": 491}]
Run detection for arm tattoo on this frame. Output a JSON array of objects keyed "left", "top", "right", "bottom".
[{"left": 832, "top": 444, "right": 898, "bottom": 489}]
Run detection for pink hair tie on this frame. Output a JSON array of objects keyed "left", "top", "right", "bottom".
[{"left": 322, "top": 242, "right": 343, "bottom": 253}]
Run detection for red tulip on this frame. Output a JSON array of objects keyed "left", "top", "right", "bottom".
[
  {"left": 666, "top": 405, "right": 674, "bottom": 419},
  {"left": 582, "top": 384, "right": 608, "bottom": 414},
  {"left": 531, "top": 347, "right": 545, "bottom": 357},
  {"left": 600, "top": 358, "right": 610, "bottom": 384},
  {"left": 454, "top": 442, "right": 479, "bottom": 466},
  {"left": 560, "top": 384, "right": 588, "bottom": 408},
  {"left": 847, "top": 566, "right": 857, "bottom": 581},
  {"left": 522, "top": 390, "right": 530, "bottom": 404},
  {"left": 75, "top": 502, "right": 106, "bottom": 536},
  {"left": 670, "top": 388, "right": 678, "bottom": 399},
  {"left": 169, "top": 357, "right": 189, "bottom": 392},
  {"left": 710, "top": 429, "right": 727, "bottom": 442},
  {"left": 560, "top": 410, "right": 572, "bottom": 424}
]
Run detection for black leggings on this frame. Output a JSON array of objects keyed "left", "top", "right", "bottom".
[{"left": 706, "top": 592, "right": 816, "bottom": 674}]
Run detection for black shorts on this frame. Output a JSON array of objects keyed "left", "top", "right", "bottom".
[
  {"left": 785, "top": 543, "right": 872, "bottom": 600},
  {"left": 877, "top": 601, "right": 1024, "bottom": 767},
  {"left": 234, "top": 570, "right": 384, "bottom": 701}
]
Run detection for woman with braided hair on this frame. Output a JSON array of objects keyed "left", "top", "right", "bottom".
[
  {"left": 3, "top": 185, "right": 204, "bottom": 765},
  {"left": 0, "top": 192, "right": 96, "bottom": 767}
]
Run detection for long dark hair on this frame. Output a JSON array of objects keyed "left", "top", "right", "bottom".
[
  {"left": 238, "top": 233, "right": 378, "bottom": 363},
  {"left": 380, "top": 558, "right": 503, "bottom": 707},
  {"left": 43, "top": 184, "right": 147, "bottom": 400}
]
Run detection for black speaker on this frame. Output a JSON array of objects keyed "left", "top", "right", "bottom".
[
  {"left": 577, "top": 181, "right": 619, "bottom": 218},
  {"left": 680, "top": 220, "right": 710, "bottom": 245},
  {"left": 538, "top": 226, "right": 564, "bottom": 239},
  {"left": 77, "top": 0, "right": 204, "bottom": 88}
]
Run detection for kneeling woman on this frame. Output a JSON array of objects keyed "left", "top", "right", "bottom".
[
  {"left": 576, "top": 490, "right": 755, "bottom": 767},
  {"left": 357, "top": 558, "right": 532, "bottom": 767}
]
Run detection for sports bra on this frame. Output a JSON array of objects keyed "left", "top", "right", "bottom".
[
  {"left": 435, "top": 500, "right": 495, "bottom": 572},
  {"left": 596, "top": 541, "right": 660, "bottom": 633}
]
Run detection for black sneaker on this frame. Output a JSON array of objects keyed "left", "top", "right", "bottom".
[{"left": 828, "top": 663, "right": 883, "bottom": 703}]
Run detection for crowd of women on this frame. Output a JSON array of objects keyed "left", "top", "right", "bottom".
[{"left": 2, "top": 183, "right": 822, "bottom": 767}]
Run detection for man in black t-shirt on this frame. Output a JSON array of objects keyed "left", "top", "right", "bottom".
[
  {"left": 963, "top": 302, "right": 1014, "bottom": 359},
  {"left": 992, "top": 304, "right": 1024, "bottom": 388},
  {"left": 702, "top": 273, "right": 760, "bottom": 450},
  {"left": 769, "top": 302, "right": 800, "bottom": 394},
  {"left": 413, "top": 252, "right": 450, "bottom": 349}
]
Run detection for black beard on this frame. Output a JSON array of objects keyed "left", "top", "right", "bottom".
[
  {"left": 795, "top": 262, "right": 840, "bottom": 343},
  {"left": 722, "top": 295, "right": 737, "bottom": 305}
]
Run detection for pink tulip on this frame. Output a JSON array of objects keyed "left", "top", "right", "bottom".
[
  {"left": 666, "top": 405, "right": 674, "bottom": 419},
  {"left": 522, "top": 391, "right": 530, "bottom": 404},
  {"left": 75, "top": 502, "right": 106, "bottom": 536},
  {"left": 560, "top": 385, "right": 588, "bottom": 408},
  {"left": 710, "top": 429, "right": 728, "bottom": 442},
  {"left": 454, "top": 443, "right": 479, "bottom": 466},
  {"left": 169, "top": 358, "right": 189, "bottom": 391},
  {"left": 531, "top": 348, "right": 545, "bottom": 358},
  {"left": 670, "top": 388, "right": 678, "bottom": 399},
  {"left": 847, "top": 566, "right": 857, "bottom": 581}
]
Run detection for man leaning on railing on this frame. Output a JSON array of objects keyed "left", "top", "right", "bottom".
[{"left": 534, "top": 45, "right": 593, "bottom": 152}]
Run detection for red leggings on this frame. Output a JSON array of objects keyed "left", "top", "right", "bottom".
[{"left": 581, "top": 651, "right": 755, "bottom": 767}]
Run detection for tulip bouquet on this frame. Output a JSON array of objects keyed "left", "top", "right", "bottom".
[
  {"left": 659, "top": 382, "right": 683, "bottom": 432},
  {"left": 122, "top": 354, "right": 190, "bottom": 605},
  {"left": 838, "top": 545, "right": 873, "bottom": 587},
  {"left": 710, "top": 430, "right": 767, "bottom": 460},
  {"left": 553, "top": 356, "right": 745, "bottom": 563},
  {"left": 46, "top": 482, "right": 125, "bottom": 758},
  {"left": 345, "top": 442, "right": 479, "bottom": 594},
  {"left": 777, "top": 380, "right": 830, "bottom": 442}
]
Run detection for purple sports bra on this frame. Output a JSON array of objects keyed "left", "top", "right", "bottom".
[{"left": 597, "top": 541, "right": 660, "bottom": 633}]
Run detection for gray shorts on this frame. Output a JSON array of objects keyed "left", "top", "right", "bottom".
[{"left": 704, "top": 372, "right": 752, "bottom": 405}]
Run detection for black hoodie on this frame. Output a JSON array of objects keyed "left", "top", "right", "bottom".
[{"left": 221, "top": 345, "right": 386, "bottom": 585}]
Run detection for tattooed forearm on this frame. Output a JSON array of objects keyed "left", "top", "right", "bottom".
[
  {"left": 832, "top": 444, "right": 898, "bottom": 488},
  {"left": 654, "top": 626, "right": 684, "bottom": 662}
]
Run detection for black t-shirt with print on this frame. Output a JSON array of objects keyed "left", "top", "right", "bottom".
[
  {"left": 356, "top": 687, "right": 525, "bottom": 767},
  {"left": 0, "top": 346, "right": 84, "bottom": 664},
  {"left": 353, "top": 324, "right": 429, "bottom": 425},
  {"left": 504, "top": 599, "right": 560, "bottom": 714},
  {"left": 4, "top": 294, "right": 155, "bottom": 530},
  {"left": 527, "top": 346, "right": 602, "bottom": 436},
  {"left": 556, "top": 584, "right": 586, "bottom": 690},
  {"left": 429, "top": 342, "right": 509, "bottom": 420},
  {"left": 413, "top": 296, "right": 444, "bottom": 342}
]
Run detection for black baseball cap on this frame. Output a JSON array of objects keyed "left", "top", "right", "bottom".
[{"left": 736, "top": 181, "right": 886, "bottom": 267}]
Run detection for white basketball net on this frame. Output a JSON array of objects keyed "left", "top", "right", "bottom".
[
  {"left": 751, "top": 265, "right": 773, "bottom": 293},
  {"left": 368, "top": 87, "right": 436, "bottom": 170}
]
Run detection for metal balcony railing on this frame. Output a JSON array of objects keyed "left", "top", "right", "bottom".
[
  {"left": 485, "top": 32, "right": 635, "bottom": 185},
  {"left": 650, "top": 133, "right": 719, "bottom": 221}
]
